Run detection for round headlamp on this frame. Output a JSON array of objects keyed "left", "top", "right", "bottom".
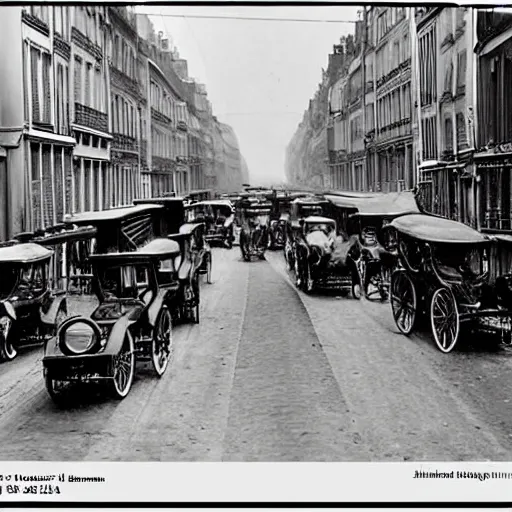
[{"left": 58, "top": 317, "right": 102, "bottom": 356}]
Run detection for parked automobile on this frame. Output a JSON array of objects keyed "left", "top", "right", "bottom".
[
  {"left": 186, "top": 200, "right": 235, "bottom": 249},
  {"left": 0, "top": 242, "right": 68, "bottom": 361},
  {"left": 43, "top": 238, "right": 183, "bottom": 403},
  {"left": 292, "top": 215, "right": 362, "bottom": 296}
]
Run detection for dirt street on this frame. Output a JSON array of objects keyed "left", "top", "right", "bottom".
[{"left": 0, "top": 248, "right": 511, "bottom": 461}]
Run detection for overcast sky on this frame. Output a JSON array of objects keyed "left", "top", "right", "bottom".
[{"left": 137, "top": 6, "right": 360, "bottom": 185}]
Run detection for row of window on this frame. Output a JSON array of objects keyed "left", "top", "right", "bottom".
[
  {"left": 24, "top": 44, "right": 52, "bottom": 126},
  {"left": 375, "top": 32, "right": 410, "bottom": 80},
  {"left": 112, "top": 32, "right": 137, "bottom": 80},
  {"left": 150, "top": 80, "right": 189, "bottom": 124},
  {"left": 440, "top": 8, "right": 467, "bottom": 40},
  {"left": 443, "top": 50, "right": 467, "bottom": 93},
  {"left": 112, "top": 94, "right": 138, "bottom": 138},
  {"left": 74, "top": 56, "right": 105, "bottom": 112},
  {"left": 151, "top": 129, "right": 188, "bottom": 159},
  {"left": 375, "top": 7, "right": 407, "bottom": 43},
  {"left": 74, "top": 6, "right": 103, "bottom": 48},
  {"left": 377, "top": 83, "right": 412, "bottom": 131},
  {"left": 419, "top": 26, "right": 437, "bottom": 107}
]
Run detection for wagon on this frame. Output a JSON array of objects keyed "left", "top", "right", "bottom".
[
  {"left": 386, "top": 213, "right": 512, "bottom": 353},
  {"left": 43, "top": 238, "right": 182, "bottom": 402},
  {"left": 0, "top": 242, "right": 68, "bottom": 361}
]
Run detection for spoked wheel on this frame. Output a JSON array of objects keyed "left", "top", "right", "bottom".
[
  {"left": 351, "top": 275, "right": 362, "bottom": 300},
  {"left": 430, "top": 287, "right": 460, "bottom": 353},
  {"left": 152, "top": 307, "right": 173, "bottom": 377},
  {"left": 183, "top": 275, "right": 200, "bottom": 324},
  {"left": 0, "top": 318, "right": 16, "bottom": 362},
  {"left": 108, "top": 331, "right": 135, "bottom": 399},
  {"left": 284, "top": 246, "right": 294, "bottom": 270},
  {"left": 390, "top": 270, "right": 417, "bottom": 335},
  {"left": 379, "top": 267, "right": 391, "bottom": 301}
]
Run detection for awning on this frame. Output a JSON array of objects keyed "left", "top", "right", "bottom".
[
  {"left": 478, "top": 25, "right": 512, "bottom": 56},
  {"left": 26, "top": 129, "right": 76, "bottom": 146}
]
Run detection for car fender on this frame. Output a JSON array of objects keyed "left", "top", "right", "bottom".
[
  {"left": 103, "top": 315, "right": 137, "bottom": 356},
  {"left": 147, "top": 288, "right": 170, "bottom": 327},
  {"left": 0, "top": 300, "right": 16, "bottom": 321},
  {"left": 40, "top": 295, "right": 68, "bottom": 325}
]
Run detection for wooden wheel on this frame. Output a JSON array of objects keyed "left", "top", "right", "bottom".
[
  {"left": 152, "top": 307, "right": 173, "bottom": 377},
  {"left": 390, "top": 270, "right": 416, "bottom": 335},
  {"left": 430, "top": 287, "right": 460, "bottom": 353},
  {"left": 108, "top": 331, "right": 135, "bottom": 399}
]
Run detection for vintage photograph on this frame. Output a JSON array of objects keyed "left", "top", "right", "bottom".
[{"left": 0, "top": 2, "right": 510, "bottom": 465}]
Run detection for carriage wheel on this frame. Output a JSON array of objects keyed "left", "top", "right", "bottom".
[
  {"left": 108, "top": 331, "right": 135, "bottom": 399},
  {"left": 190, "top": 275, "right": 200, "bottom": 324},
  {"left": 152, "top": 307, "right": 173, "bottom": 377},
  {"left": 430, "top": 288, "right": 460, "bottom": 353},
  {"left": 379, "top": 267, "right": 391, "bottom": 301},
  {"left": 284, "top": 246, "right": 293, "bottom": 270},
  {"left": 351, "top": 277, "right": 362, "bottom": 300},
  {"left": 0, "top": 319, "right": 17, "bottom": 362},
  {"left": 276, "top": 229, "right": 285, "bottom": 247},
  {"left": 390, "top": 271, "right": 416, "bottom": 335}
]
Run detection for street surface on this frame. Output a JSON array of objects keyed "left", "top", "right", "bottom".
[{"left": 0, "top": 248, "right": 512, "bottom": 461}]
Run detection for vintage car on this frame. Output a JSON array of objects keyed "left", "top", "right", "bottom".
[
  {"left": 266, "top": 192, "right": 300, "bottom": 250},
  {"left": 43, "top": 238, "right": 183, "bottom": 403},
  {"left": 284, "top": 195, "right": 330, "bottom": 271},
  {"left": 135, "top": 196, "right": 212, "bottom": 289},
  {"left": 238, "top": 196, "right": 272, "bottom": 261},
  {"left": 292, "top": 216, "right": 362, "bottom": 296},
  {"left": 326, "top": 191, "right": 419, "bottom": 301},
  {"left": 0, "top": 242, "right": 68, "bottom": 361},
  {"left": 186, "top": 200, "right": 235, "bottom": 249},
  {"left": 386, "top": 214, "right": 512, "bottom": 353},
  {"left": 184, "top": 189, "right": 213, "bottom": 206}
]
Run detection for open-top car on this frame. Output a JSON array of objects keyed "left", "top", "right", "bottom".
[
  {"left": 0, "top": 242, "right": 68, "bottom": 362},
  {"left": 43, "top": 238, "right": 183, "bottom": 403},
  {"left": 186, "top": 200, "right": 235, "bottom": 249},
  {"left": 386, "top": 213, "right": 512, "bottom": 353},
  {"left": 292, "top": 215, "right": 362, "bottom": 296},
  {"left": 237, "top": 196, "right": 272, "bottom": 261}
]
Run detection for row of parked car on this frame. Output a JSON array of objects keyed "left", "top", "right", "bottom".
[
  {"left": 0, "top": 195, "right": 234, "bottom": 404},
  {"left": 227, "top": 187, "right": 512, "bottom": 357}
]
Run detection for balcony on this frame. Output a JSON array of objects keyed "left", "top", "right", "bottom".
[
  {"left": 54, "top": 32, "right": 71, "bottom": 61},
  {"left": 150, "top": 108, "right": 172, "bottom": 127},
  {"left": 112, "top": 133, "right": 137, "bottom": 152},
  {"left": 71, "top": 27, "right": 102, "bottom": 62},
  {"left": 110, "top": 66, "right": 142, "bottom": 100},
  {"left": 376, "top": 118, "right": 411, "bottom": 143},
  {"left": 74, "top": 103, "right": 108, "bottom": 133},
  {"left": 21, "top": 10, "right": 49, "bottom": 36},
  {"left": 177, "top": 121, "right": 188, "bottom": 132}
]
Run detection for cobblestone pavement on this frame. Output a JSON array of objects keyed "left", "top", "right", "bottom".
[{"left": 0, "top": 248, "right": 511, "bottom": 460}]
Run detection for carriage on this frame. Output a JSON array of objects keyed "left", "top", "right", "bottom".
[
  {"left": 0, "top": 242, "right": 68, "bottom": 362},
  {"left": 387, "top": 213, "right": 512, "bottom": 353},
  {"left": 43, "top": 238, "right": 183, "bottom": 402},
  {"left": 237, "top": 196, "right": 272, "bottom": 261},
  {"left": 186, "top": 200, "right": 235, "bottom": 249},
  {"left": 327, "top": 191, "right": 420, "bottom": 301}
]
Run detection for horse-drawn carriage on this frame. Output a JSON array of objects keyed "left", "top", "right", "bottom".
[
  {"left": 387, "top": 214, "right": 512, "bottom": 353},
  {"left": 237, "top": 195, "right": 272, "bottom": 262}
]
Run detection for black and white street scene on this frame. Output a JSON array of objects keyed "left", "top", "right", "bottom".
[{"left": 0, "top": 4, "right": 512, "bottom": 463}]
